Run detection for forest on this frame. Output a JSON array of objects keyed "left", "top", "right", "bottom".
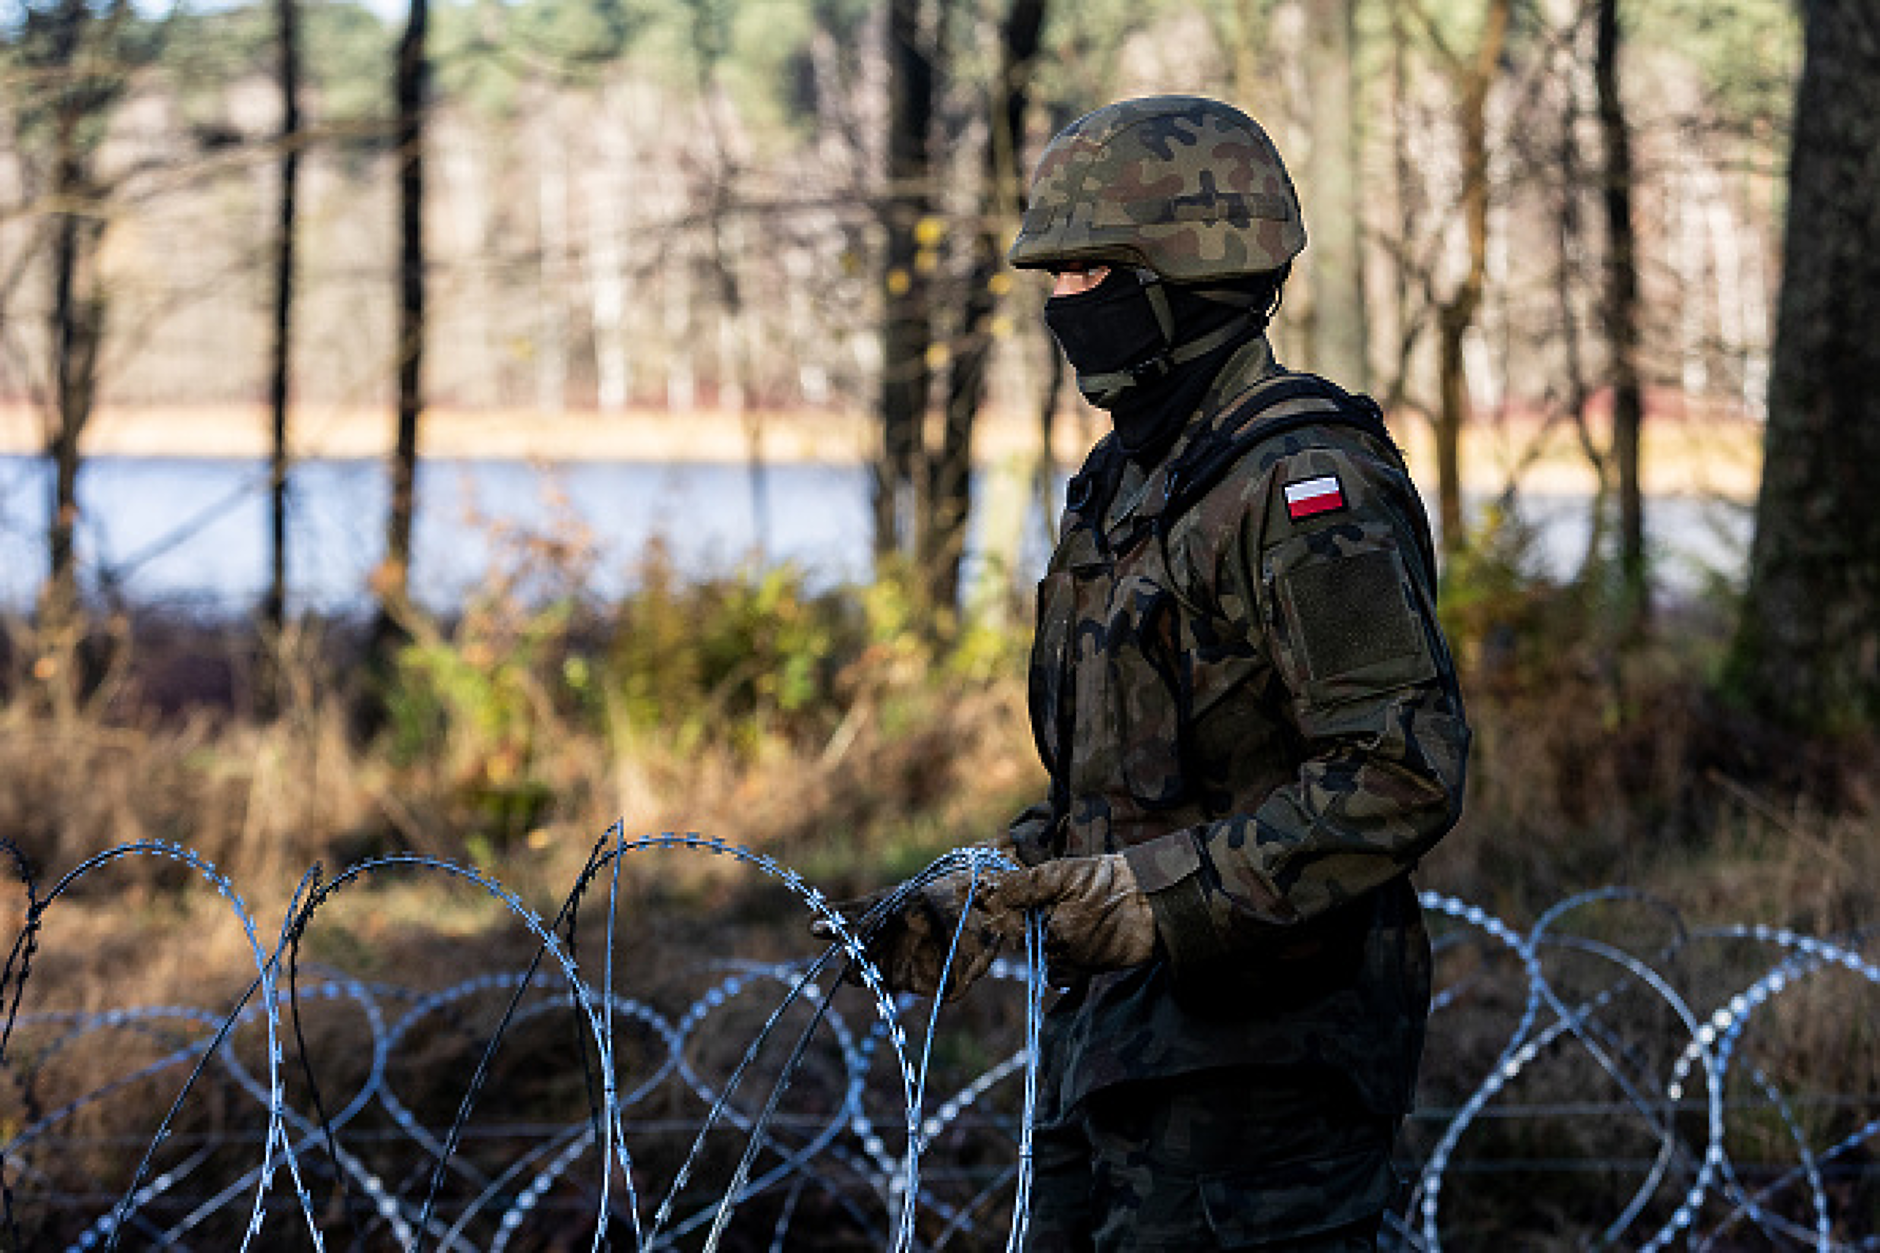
[{"left": 1, "top": 0, "right": 1877, "bottom": 1246}]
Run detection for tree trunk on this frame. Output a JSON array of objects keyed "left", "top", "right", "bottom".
[
  {"left": 46, "top": 171, "right": 93, "bottom": 640},
  {"left": 441, "top": 129, "right": 497, "bottom": 406},
  {"left": 664, "top": 241, "right": 696, "bottom": 411},
  {"left": 589, "top": 85, "right": 631, "bottom": 413},
  {"left": 265, "top": 0, "right": 301, "bottom": 635},
  {"left": 1227, "top": 0, "right": 1266, "bottom": 117},
  {"left": 1729, "top": 0, "right": 1880, "bottom": 735},
  {"left": 377, "top": 0, "right": 428, "bottom": 655},
  {"left": 928, "top": 0, "right": 1045, "bottom": 613},
  {"left": 710, "top": 195, "right": 766, "bottom": 562},
  {"left": 1595, "top": 0, "right": 1647, "bottom": 626},
  {"left": 874, "top": 0, "right": 935, "bottom": 566},
  {"left": 1431, "top": 0, "right": 1511, "bottom": 556},
  {"left": 536, "top": 100, "right": 569, "bottom": 416},
  {"left": 1302, "top": 0, "right": 1366, "bottom": 388},
  {"left": 1433, "top": 302, "right": 1470, "bottom": 552},
  {"left": 1552, "top": 40, "right": 1609, "bottom": 586},
  {"left": 41, "top": 64, "right": 108, "bottom": 709},
  {"left": 1386, "top": 1, "right": 1415, "bottom": 402}
]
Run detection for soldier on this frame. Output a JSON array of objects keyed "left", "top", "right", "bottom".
[{"left": 836, "top": 95, "right": 1470, "bottom": 1251}]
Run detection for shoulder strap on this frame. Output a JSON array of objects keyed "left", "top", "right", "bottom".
[
  {"left": 1058, "top": 372, "right": 1425, "bottom": 568},
  {"left": 1161, "top": 371, "right": 1404, "bottom": 520},
  {"left": 1160, "top": 371, "right": 1438, "bottom": 587}
]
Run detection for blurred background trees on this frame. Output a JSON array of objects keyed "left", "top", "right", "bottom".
[
  {"left": 3, "top": 0, "right": 149, "bottom": 706},
  {"left": 0, "top": 0, "right": 1855, "bottom": 737}
]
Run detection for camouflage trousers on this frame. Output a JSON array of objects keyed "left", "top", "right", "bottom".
[{"left": 1025, "top": 1065, "right": 1399, "bottom": 1252}]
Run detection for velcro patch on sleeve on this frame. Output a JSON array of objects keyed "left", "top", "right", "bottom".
[
  {"left": 1282, "top": 549, "right": 1427, "bottom": 683},
  {"left": 1283, "top": 473, "right": 1346, "bottom": 520}
]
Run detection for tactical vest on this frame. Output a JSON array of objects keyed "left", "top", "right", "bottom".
[
  {"left": 1037, "top": 368, "right": 1440, "bottom": 844},
  {"left": 1028, "top": 366, "right": 1451, "bottom": 1119}
]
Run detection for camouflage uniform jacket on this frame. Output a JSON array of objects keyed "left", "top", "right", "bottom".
[{"left": 1007, "top": 336, "right": 1471, "bottom": 1122}]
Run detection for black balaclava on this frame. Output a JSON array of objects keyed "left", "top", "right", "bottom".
[{"left": 1044, "top": 266, "right": 1276, "bottom": 461}]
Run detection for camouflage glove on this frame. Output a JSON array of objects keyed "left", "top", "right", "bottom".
[
  {"left": 812, "top": 868, "right": 1010, "bottom": 1002},
  {"left": 981, "top": 853, "right": 1157, "bottom": 974}
]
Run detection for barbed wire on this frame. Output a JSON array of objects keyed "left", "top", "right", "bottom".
[{"left": 0, "top": 831, "right": 1874, "bottom": 1251}]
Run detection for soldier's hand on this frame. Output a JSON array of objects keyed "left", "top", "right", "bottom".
[
  {"left": 981, "top": 853, "right": 1157, "bottom": 974},
  {"left": 810, "top": 866, "right": 1011, "bottom": 1002}
]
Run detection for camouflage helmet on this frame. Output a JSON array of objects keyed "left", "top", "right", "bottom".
[{"left": 1008, "top": 95, "right": 1306, "bottom": 282}]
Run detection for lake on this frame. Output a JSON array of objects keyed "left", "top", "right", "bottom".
[{"left": 0, "top": 454, "right": 1750, "bottom": 615}]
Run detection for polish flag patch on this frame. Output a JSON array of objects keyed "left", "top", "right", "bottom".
[{"left": 1284, "top": 473, "right": 1346, "bottom": 520}]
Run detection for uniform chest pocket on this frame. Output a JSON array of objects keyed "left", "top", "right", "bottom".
[{"left": 1099, "top": 574, "right": 1193, "bottom": 811}]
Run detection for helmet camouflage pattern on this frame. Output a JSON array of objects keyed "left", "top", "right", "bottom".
[{"left": 1008, "top": 95, "right": 1306, "bottom": 282}]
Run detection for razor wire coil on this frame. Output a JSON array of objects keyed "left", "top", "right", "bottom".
[{"left": 0, "top": 831, "right": 1874, "bottom": 1251}]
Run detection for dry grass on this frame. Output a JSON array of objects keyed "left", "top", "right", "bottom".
[
  {"left": 0, "top": 593, "right": 1039, "bottom": 1001},
  {"left": 2, "top": 586, "right": 1871, "bottom": 981},
  {"left": 0, "top": 579, "right": 1874, "bottom": 1251}
]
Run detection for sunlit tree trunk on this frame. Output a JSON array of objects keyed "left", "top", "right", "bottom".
[
  {"left": 1302, "top": 0, "right": 1365, "bottom": 387},
  {"left": 1227, "top": 0, "right": 1265, "bottom": 114},
  {"left": 928, "top": 0, "right": 1045, "bottom": 613},
  {"left": 1730, "top": 0, "right": 1880, "bottom": 735},
  {"left": 664, "top": 246, "right": 696, "bottom": 411},
  {"left": 710, "top": 204, "right": 766, "bottom": 561},
  {"left": 440, "top": 128, "right": 496, "bottom": 406},
  {"left": 1386, "top": 1, "right": 1415, "bottom": 400},
  {"left": 589, "top": 84, "right": 632, "bottom": 413},
  {"left": 1431, "top": 0, "right": 1510, "bottom": 556},
  {"left": 874, "top": 0, "right": 935, "bottom": 565},
  {"left": 687, "top": 0, "right": 769, "bottom": 560},
  {"left": 536, "top": 98, "right": 569, "bottom": 416},
  {"left": 1671, "top": 151, "right": 1709, "bottom": 402}
]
